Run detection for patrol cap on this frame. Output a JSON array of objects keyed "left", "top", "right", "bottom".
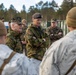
[
  {"left": 0, "top": 21, "right": 7, "bottom": 36},
  {"left": 32, "top": 13, "right": 42, "bottom": 19},
  {"left": 66, "top": 7, "right": 76, "bottom": 27},
  {"left": 51, "top": 19, "right": 57, "bottom": 23},
  {"left": 11, "top": 17, "right": 22, "bottom": 25}
]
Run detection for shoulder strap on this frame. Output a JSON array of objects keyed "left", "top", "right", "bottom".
[
  {"left": 0, "top": 51, "right": 16, "bottom": 75},
  {"left": 65, "top": 60, "right": 76, "bottom": 75}
]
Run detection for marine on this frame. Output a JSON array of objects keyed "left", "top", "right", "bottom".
[
  {"left": 21, "top": 19, "right": 28, "bottom": 55},
  {"left": 21, "top": 19, "right": 27, "bottom": 41},
  {"left": 25, "top": 13, "right": 50, "bottom": 60},
  {"left": 47, "top": 19, "right": 63, "bottom": 44},
  {"left": 6, "top": 17, "right": 23, "bottom": 53}
]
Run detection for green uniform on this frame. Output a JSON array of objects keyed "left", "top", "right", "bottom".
[
  {"left": 25, "top": 24, "right": 50, "bottom": 60},
  {"left": 6, "top": 30, "right": 23, "bottom": 53},
  {"left": 21, "top": 26, "right": 27, "bottom": 41},
  {"left": 8, "top": 27, "right": 11, "bottom": 33},
  {"left": 20, "top": 26, "right": 27, "bottom": 55},
  {"left": 47, "top": 26, "right": 63, "bottom": 44}
]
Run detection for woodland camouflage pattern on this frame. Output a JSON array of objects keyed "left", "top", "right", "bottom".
[
  {"left": 25, "top": 24, "right": 50, "bottom": 61},
  {"left": 47, "top": 26, "right": 63, "bottom": 44},
  {"left": 21, "top": 26, "right": 27, "bottom": 41},
  {"left": 6, "top": 30, "right": 23, "bottom": 53}
]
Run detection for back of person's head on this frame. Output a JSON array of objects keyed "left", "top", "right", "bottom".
[
  {"left": 66, "top": 7, "right": 76, "bottom": 28},
  {"left": 0, "top": 21, "right": 7, "bottom": 36},
  {"left": 22, "top": 19, "right": 26, "bottom": 23},
  {"left": 22, "top": 19, "right": 27, "bottom": 27}
]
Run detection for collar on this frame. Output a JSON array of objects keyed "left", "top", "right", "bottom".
[
  {"left": 31, "top": 24, "right": 41, "bottom": 28},
  {"left": 10, "top": 30, "right": 21, "bottom": 37}
]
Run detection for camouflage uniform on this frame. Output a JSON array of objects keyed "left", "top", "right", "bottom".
[
  {"left": 20, "top": 26, "right": 28, "bottom": 55},
  {"left": 6, "top": 30, "right": 23, "bottom": 53},
  {"left": 21, "top": 26, "right": 27, "bottom": 41},
  {"left": 47, "top": 26, "right": 63, "bottom": 44},
  {"left": 25, "top": 24, "right": 50, "bottom": 60}
]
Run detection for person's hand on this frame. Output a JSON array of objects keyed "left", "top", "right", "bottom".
[
  {"left": 50, "top": 34, "right": 54, "bottom": 37},
  {"left": 21, "top": 41, "right": 26, "bottom": 44},
  {"left": 58, "top": 32, "right": 62, "bottom": 35}
]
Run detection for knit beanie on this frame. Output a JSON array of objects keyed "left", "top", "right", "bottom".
[
  {"left": 0, "top": 21, "right": 7, "bottom": 36},
  {"left": 66, "top": 7, "right": 76, "bottom": 27}
]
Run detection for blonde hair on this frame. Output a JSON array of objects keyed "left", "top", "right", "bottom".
[{"left": 22, "top": 19, "right": 26, "bottom": 23}]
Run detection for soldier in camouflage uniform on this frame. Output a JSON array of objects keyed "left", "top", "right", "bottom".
[
  {"left": 47, "top": 19, "right": 63, "bottom": 44},
  {"left": 21, "top": 19, "right": 27, "bottom": 41},
  {"left": 21, "top": 19, "right": 28, "bottom": 55},
  {"left": 25, "top": 13, "right": 50, "bottom": 61},
  {"left": 6, "top": 17, "right": 23, "bottom": 53}
]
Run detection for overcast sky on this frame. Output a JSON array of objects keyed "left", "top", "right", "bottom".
[{"left": 0, "top": 0, "right": 63, "bottom": 11}]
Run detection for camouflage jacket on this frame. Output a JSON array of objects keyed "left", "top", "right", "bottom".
[
  {"left": 21, "top": 26, "right": 27, "bottom": 41},
  {"left": 25, "top": 24, "right": 50, "bottom": 60},
  {"left": 6, "top": 30, "right": 23, "bottom": 53},
  {"left": 47, "top": 26, "right": 63, "bottom": 43}
]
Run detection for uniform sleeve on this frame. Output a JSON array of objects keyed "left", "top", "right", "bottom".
[
  {"left": 43, "top": 32, "right": 51, "bottom": 48},
  {"left": 25, "top": 29, "right": 43, "bottom": 47},
  {"left": 6, "top": 36, "right": 15, "bottom": 50},
  {"left": 46, "top": 27, "right": 50, "bottom": 35},
  {"left": 54, "top": 28, "right": 63, "bottom": 39},
  {"left": 55, "top": 29, "right": 63, "bottom": 39},
  {"left": 50, "top": 29, "right": 63, "bottom": 39},
  {"left": 39, "top": 44, "right": 60, "bottom": 75}
]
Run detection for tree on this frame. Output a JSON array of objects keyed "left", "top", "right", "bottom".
[
  {"left": 42, "top": 1, "right": 48, "bottom": 8},
  {"left": 41, "top": 1, "right": 55, "bottom": 21},
  {"left": 20, "top": 5, "right": 27, "bottom": 19},
  {"left": 0, "top": 3, "right": 5, "bottom": 19},
  {"left": 67, "top": 0, "right": 73, "bottom": 8},
  {"left": 36, "top": 1, "right": 43, "bottom": 9},
  {"left": 4, "top": 8, "right": 8, "bottom": 21},
  {"left": 61, "top": 0, "right": 72, "bottom": 19},
  {"left": 8, "top": 4, "right": 17, "bottom": 19},
  {"left": 22, "top": 5, "right": 26, "bottom": 11},
  {"left": 56, "top": 8, "right": 64, "bottom": 20},
  {"left": 51, "top": 0, "right": 58, "bottom": 7},
  {"left": 0, "top": 3, "right": 5, "bottom": 10}
]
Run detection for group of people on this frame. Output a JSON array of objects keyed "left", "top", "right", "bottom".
[{"left": 0, "top": 7, "right": 76, "bottom": 75}]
